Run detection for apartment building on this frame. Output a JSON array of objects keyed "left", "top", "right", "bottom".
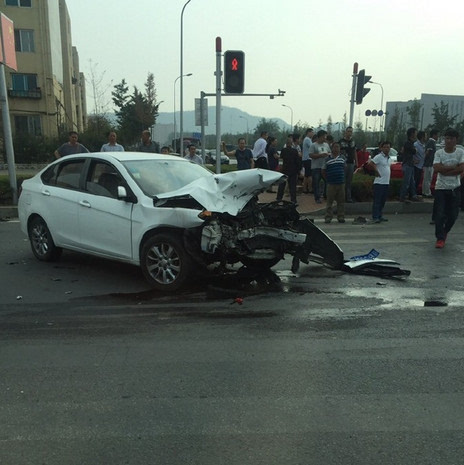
[{"left": 2, "top": 0, "right": 86, "bottom": 138}]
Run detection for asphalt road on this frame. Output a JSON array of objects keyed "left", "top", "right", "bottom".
[{"left": 2, "top": 213, "right": 464, "bottom": 464}]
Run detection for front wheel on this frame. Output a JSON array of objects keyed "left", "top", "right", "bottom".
[
  {"left": 140, "top": 233, "right": 193, "bottom": 291},
  {"left": 28, "top": 216, "right": 62, "bottom": 262}
]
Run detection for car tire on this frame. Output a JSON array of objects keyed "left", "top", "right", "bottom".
[
  {"left": 28, "top": 216, "right": 62, "bottom": 262},
  {"left": 141, "top": 232, "right": 193, "bottom": 291},
  {"left": 240, "top": 256, "right": 280, "bottom": 270}
]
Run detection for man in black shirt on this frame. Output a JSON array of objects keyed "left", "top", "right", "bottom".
[
  {"left": 399, "top": 127, "right": 421, "bottom": 202},
  {"left": 339, "top": 126, "right": 357, "bottom": 202},
  {"left": 276, "top": 134, "right": 301, "bottom": 204}
]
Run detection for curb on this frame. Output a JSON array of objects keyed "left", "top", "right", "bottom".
[
  {"left": 0, "top": 206, "right": 18, "bottom": 219},
  {"left": 308, "top": 200, "right": 434, "bottom": 216}
]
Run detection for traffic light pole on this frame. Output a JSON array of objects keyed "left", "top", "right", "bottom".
[
  {"left": 199, "top": 89, "right": 286, "bottom": 173},
  {"left": 349, "top": 62, "right": 358, "bottom": 127},
  {"left": 215, "top": 37, "right": 222, "bottom": 173}
]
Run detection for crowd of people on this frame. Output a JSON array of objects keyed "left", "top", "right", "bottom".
[
  {"left": 224, "top": 127, "right": 360, "bottom": 222},
  {"left": 53, "top": 125, "right": 464, "bottom": 249},
  {"left": 228, "top": 126, "right": 464, "bottom": 249}
]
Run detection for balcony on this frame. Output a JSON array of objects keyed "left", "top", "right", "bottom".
[{"left": 8, "top": 88, "right": 42, "bottom": 99}]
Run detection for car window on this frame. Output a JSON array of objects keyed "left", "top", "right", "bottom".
[
  {"left": 41, "top": 159, "right": 85, "bottom": 190},
  {"left": 122, "top": 159, "right": 211, "bottom": 196},
  {"left": 85, "top": 161, "right": 124, "bottom": 199}
]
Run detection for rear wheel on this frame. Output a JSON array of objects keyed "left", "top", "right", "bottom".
[
  {"left": 28, "top": 217, "right": 62, "bottom": 261},
  {"left": 140, "top": 233, "right": 193, "bottom": 291}
]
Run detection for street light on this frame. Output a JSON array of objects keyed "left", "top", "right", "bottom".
[
  {"left": 282, "top": 104, "right": 293, "bottom": 130},
  {"left": 173, "top": 73, "right": 192, "bottom": 153},
  {"left": 179, "top": 0, "right": 192, "bottom": 156}
]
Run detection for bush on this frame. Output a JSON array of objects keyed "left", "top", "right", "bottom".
[
  {"left": 12, "top": 134, "right": 58, "bottom": 164},
  {"left": 0, "top": 174, "right": 30, "bottom": 204},
  {"left": 352, "top": 173, "right": 402, "bottom": 201}
]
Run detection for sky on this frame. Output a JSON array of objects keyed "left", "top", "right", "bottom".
[{"left": 66, "top": 0, "right": 464, "bottom": 130}]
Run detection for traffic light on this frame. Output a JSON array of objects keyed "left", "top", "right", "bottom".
[
  {"left": 224, "top": 50, "right": 244, "bottom": 94},
  {"left": 355, "top": 69, "right": 371, "bottom": 104}
]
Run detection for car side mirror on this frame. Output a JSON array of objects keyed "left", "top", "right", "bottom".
[
  {"left": 117, "top": 185, "right": 137, "bottom": 203},
  {"left": 117, "top": 185, "right": 129, "bottom": 199}
]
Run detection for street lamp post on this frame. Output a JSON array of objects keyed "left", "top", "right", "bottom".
[
  {"left": 282, "top": 104, "right": 293, "bottom": 131},
  {"left": 179, "top": 0, "right": 192, "bottom": 156},
  {"left": 173, "top": 73, "right": 192, "bottom": 153},
  {"left": 370, "top": 81, "right": 384, "bottom": 132}
]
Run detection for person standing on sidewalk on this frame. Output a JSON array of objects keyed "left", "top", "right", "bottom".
[
  {"left": 432, "top": 128, "right": 464, "bottom": 248},
  {"left": 322, "top": 142, "right": 346, "bottom": 223},
  {"left": 252, "top": 131, "right": 269, "bottom": 169},
  {"left": 423, "top": 129, "right": 439, "bottom": 197},
  {"left": 399, "top": 127, "right": 422, "bottom": 202},
  {"left": 54, "top": 131, "right": 89, "bottom": 159},
  {"left": 309, "top": 130, "right": 330, "bottom": 204},
  {"left": 413, "top": 130, "right": 426, "bottom": 195},
  {"left": 276, "top": 134, "right": 301, "bottom": 205},
  {"left": 339, "top": 126, "right": 357, "bottom": 203},
  {"left": 302, "top": 128, "right": 314, "bottom": 194},
  {"left": 367, "top": 141, "right": 393, "bottom": 223}
]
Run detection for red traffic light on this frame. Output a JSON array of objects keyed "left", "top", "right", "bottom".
[{"left": 224, "top": 50, "right": 245, "bottom": 94}]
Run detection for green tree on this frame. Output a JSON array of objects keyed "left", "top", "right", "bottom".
[
  {"left": 111, "top": 73, "right": 160, "bottom": 146},
  {"left": 326, "top": 115, "right": 333, "bottom": 135},
  {"left": 428, "top": 101, "right": 458, "bottom": 134},
  {"left": 80, "top": 114, "right": 114, "bottom": 152},
  {"left": 406, "top": 99, "right": 423, "bottom": 128},
  {"left": 253, "top": 118, "right": 281, "bottom": 138},
  {"left": 386, "top": 106, "right": 406, "bottom": 149}
]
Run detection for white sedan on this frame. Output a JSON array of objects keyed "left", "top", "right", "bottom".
[{"left": 18, "top": 152, "right": 343, "bottom": 291}]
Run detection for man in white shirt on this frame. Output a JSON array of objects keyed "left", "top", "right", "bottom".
[
  {"left": 433, "top": 128, "right": 464, "bottom": 248},
  {"left": 100, "top": 131, "right": 124, "bottom": 152},
  {"left": 252, "top": 131, "right": 268, "bottom": 169},
  {"left": 309, "top": 130, "right": 330, "bottom": 204},
  {"left": 302, "top": 128, "right": 314, "bottom": 193},
  {"left": 184, "top": 144, "right": 203, "bottom": 165}
]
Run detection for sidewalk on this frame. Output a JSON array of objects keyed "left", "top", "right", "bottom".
[{"left": 258, "top": 189, "right": 434, "bottom": 217}]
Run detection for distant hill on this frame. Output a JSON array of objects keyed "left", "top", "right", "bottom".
[
  {"left": 156, "top": 106, "right": 289, "bottom": 135},
  {"left": 104, "top": 106, "right": 290, "bottom": 146}
]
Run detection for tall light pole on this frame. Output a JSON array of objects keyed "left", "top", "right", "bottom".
[
  {"left": 179, "top": 0, "right": 192, "bottom": 156},
  {"left": 239, "top": 115, "right": 249, "bottom": 140},
  {"left": 173, "top": 73, "right": 192, "bottom": 153},
  {"left": 370, "top": 81, "right": 384, "bottom": 132},
  {"left": 282, "top": 104, "right": 293, "bottom": 130}
]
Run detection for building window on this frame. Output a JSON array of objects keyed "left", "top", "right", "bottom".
[
  {"left": 14, "top": 29, "right": 34, "bottom": 52},
  {"left": 11, "top": 73, "right": 37, "bottom": 90},
  {"left": 14, "top": 115, "right": 42, "bottom": 135},
  {"left": 6, "top": 0, "right": 32, "bottom": 6}
]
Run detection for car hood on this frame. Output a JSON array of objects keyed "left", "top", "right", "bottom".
[{"left": 154, "top": 168, "right": 286, "bottom": 215}]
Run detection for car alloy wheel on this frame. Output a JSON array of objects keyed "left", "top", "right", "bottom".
[
  {"left": 141, "top": 233, "right": 192, "bottom": 291},
  {"left": 28, "top": 216, "right": 62, "bottom": 262}
]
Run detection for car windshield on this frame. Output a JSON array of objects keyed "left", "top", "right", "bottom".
[{"left": 121, "top": 159, "right": 212, "bottom": 196}]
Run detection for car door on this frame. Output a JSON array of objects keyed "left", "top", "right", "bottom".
[
  {"left": 77, "top": 160, "right": 134, "bottom": 259},
  {"left": 39, "top": 158, "right": 86, "bottom": 248}
]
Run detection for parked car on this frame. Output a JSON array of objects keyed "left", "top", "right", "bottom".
[
  {"left": 18, "top": 152, "right": 342, "bottom": 291},
  {"left": 205, "top": 149, "right": 230, "bottom": 165}
]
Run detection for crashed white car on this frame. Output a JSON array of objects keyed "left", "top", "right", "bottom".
[{"left": 18, "top": 152, "right": 343, "bottom": 291}]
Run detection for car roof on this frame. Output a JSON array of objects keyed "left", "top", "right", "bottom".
[
  {"left": 60, "top": 152, "right": 188, "bottom": 163},
  {"left": 95, "top": 152, "right": 187, "bottom": 162}
]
